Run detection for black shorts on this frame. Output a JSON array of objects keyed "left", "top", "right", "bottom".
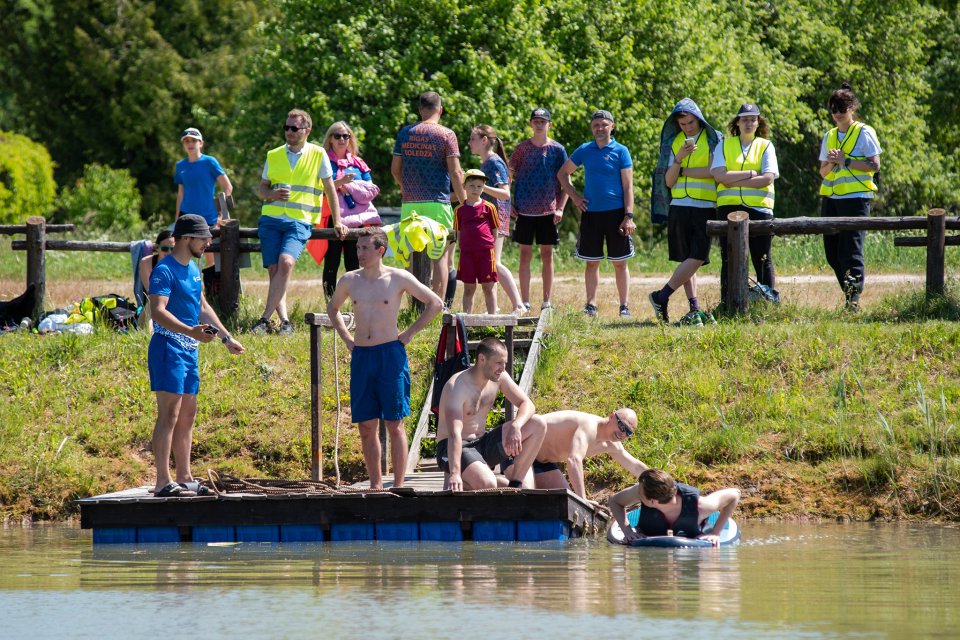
[
  {"left": 500, "top": 458, "right": 561, "bottom": 474},
  {"left": 436, "top": 425, "right": 509, "bottom": 473},
  {"left": 667, "top": 205, "right": 713, "bottom": 264},
  {"left": 575, "top": 209, "right": 634, "bottom": 261},
  {"left": 513, "top": 214, "right": 559, "bottom": 246}
]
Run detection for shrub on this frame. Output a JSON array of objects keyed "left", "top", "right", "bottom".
[
  {"left": 0, "top": 130, "right": 57, "bottom": 224},
  {"left": 59, "top": 164, "right": 143, "bottom": 232}
]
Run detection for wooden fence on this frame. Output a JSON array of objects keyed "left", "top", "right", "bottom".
[{"left": 706, "top": 208, "right": 956, "bottom": 314}]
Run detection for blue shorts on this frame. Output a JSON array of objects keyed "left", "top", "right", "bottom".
[
  {"left": 148, "top": 334, "right": 200, "bottom": 395},
  {"left": 258, "top": 214, "right": 312, "bottom": 267},
  {"left": 350, "top": 340, "right": 411, "bottom": 423}
]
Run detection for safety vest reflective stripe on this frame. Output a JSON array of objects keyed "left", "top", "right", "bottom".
[
  {"left": 670, "top": 131, "right": 717, "bottom": 203},
  {"left": 716, "top": 137, "right": 775, "bottom": 210},
  {"left": 262, "top": 143, "right": 326, "bottom": 223},
  {"left": 819, "top": 123, "right": 877, "bottom": 197}
]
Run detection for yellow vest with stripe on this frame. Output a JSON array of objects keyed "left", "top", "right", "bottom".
[
  {"left": 670, "top": 131, "right": 717, "bottom": 203},
  {"left": 261, "top": 143, "right": 326, "bottom": 224},
  {"left": 717, "top": 136, "right": 775, "bottom": 210},
  {"left": 819, "top": 122, "right": 878, "bottom": 197}
]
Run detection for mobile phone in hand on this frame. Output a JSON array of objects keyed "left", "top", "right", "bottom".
[{"left": 202, "top": 325, "right": 219, "bottom": 335}]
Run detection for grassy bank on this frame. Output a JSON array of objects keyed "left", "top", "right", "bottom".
[{"left": 3, "top": 286, "right": 960, "bottom": 521}]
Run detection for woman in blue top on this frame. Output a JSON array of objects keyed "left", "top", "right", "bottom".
[
  {"left": 469, "top": 124, "right": 525, "bottom": 314},
  {"left": 174, "top": 127, "right": 233, "bottom": 269}
]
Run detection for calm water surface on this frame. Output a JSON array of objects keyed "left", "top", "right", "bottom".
[{"left": 0, "top": 522, "right": 957, "bottom": 639}]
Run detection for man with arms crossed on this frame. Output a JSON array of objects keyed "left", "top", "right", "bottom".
[
  {"left": 437, "top": 338, "right": 547, "bottom": 491},
  {"left": 503, "top": 408, "right": 647, "bottom": 503},
  {"left": 392, "top": 91, "right": 466, "bottom": 302},
  {"left": 328, "top": 231, "right": 443, "bottom": 490}
]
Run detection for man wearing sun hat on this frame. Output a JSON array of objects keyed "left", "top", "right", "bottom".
[
  {"left": 148, "top": 214, "right": 245, "bottom": 498},
  {"left": 557, "top": 109, "right": 636, "bottom": 318}
]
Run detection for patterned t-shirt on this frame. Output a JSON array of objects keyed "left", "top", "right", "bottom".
[
  {"left": 453, "top": 200, "right": 500, "bottom": 251},
  {"left": 480, "top": 155, "right": 511, "bottom": 235},
  {"left": 392, "top": 122, "right": 460, "bottom": 204},
  {"left": 509, "top": 139, "right": 568, "bottom": 216}
]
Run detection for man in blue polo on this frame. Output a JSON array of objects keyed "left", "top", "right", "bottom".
[{"left": 557, "top": 110, "right": 636, "bottom": 317}]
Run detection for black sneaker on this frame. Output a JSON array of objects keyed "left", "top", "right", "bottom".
[
  {"left": 647, "top": 291, "right": 669, "bottom": 323},
  {"left": 250, "top": 317, "right": 271, "bottom": 335},
  {"left": 279, "top": 319, "right": 294, "bottom": 335},
  {"left": 583, "top": 303, "right": 598, "bottom": 318},
  {"left": 619, "top": 305, "right": 631, "bottom": 318}
]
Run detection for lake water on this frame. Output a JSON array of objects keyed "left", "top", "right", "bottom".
[{"left": 1, "top": 522, "right": 957, "bottom": 639}]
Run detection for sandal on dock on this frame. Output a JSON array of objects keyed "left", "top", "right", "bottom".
[{"left": 155, "top": 482, "right": 196, "bottom": 497}]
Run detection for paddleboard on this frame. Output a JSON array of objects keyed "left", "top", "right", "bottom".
[{"left": 607, "top": 509, "right": 740, "bottom": 547}]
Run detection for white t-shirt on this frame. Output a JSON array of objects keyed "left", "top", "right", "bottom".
[
  {"left": 818, "top": 124, "right": 882, "bottom": 200},
  {"left": 711, "top": 138, "right": 779, "bottom": 216}
]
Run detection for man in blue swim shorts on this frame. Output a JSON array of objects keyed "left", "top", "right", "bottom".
[
  {"left": 148, "top": 215, "right": 245, "bottom": 498},
  {"left": 327, "top": 230, "right": 444, "bottom": 489}
]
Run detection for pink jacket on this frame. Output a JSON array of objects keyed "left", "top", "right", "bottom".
[{"left": 340, "top": 179, "right": 381, "bottom": 228}]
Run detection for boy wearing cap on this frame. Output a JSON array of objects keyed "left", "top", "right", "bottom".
[
  {"left": 175, "top": 127, "right": 233, "bottom": 271},
  {"left": 148, "top": 214, "right": 245, "bottom": 498},
  {"left": 454, "top": 169, "right": 500, "bottom": 314},
  {"left": 557, "top": 110, "right": 636, "bottom": 318},
  {"left": 509, "top": 108, "right": 569, "bottom": 311}
]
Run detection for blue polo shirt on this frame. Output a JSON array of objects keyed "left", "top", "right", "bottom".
[{"left": 569, "top": 138, "right": 632, "bottom": 212}]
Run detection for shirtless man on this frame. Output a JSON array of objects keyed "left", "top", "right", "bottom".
[
  {"left": 502, "top": 408, "right": 647, "bottom": 503},
  {"left": 437, "top": 337, "right": 547, "bottom": 491},
  {"left": 328, "top": 231, "right": 444, "bottom": 489}
]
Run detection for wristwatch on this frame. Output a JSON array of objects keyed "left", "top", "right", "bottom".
[
  {"left": 844, "top": 158, "right": 852, "bottom": 168},
  {"left": 221, "top": 335, "right": 232, "bottom": 344},
  {"left": 623, "top": 212, "right": 635, "bottom": 219}
]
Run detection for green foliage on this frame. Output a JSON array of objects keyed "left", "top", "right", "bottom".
[
  {"left": 0, "top": 130, "right": 56, "bottom": 224},
  {"left": 59, "top": 164, "right": 143, "bottom": 232}
]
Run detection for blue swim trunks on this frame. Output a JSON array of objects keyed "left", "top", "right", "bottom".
[
  {"left": 258, "top": 214, "right": 312, "bottom": 267},
  {"left": 148, "top": 334, "right": 200, "bottom": 395},
  {"left": 350, "top": 340, "right": 411, "bottom": 423}
]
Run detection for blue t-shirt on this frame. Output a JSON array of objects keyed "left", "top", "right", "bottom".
[
  {"left": 391, "top": 122, "right": 460, "bottom": 204},
  {"left": 569, "top": 138, "right": 633, "bottom": 212},
  {"left": 509, "top": 139, "right": 568, "bottom": 216},
  {"left": 149, "top": 256, "right": 202, "bottom": 328},
  {"left": 174, "top": 155, "right": 225, "bottom": 223},
  {"left": 480, "top": 155, "right": 511, "bottom": 219}
]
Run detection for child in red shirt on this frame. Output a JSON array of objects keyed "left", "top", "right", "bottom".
[{"left": 455, "top": 169, "right": 500, "bottom": 313}]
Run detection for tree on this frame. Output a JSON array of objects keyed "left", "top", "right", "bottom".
[{"left": 0, "top": 131, "right": 56, "bottom": 224}]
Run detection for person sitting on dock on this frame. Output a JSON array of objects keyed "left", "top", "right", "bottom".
[
  {"left": 437, "top": 337, "right": 547, "bottom": 491},
  {"left": 608, "top": 469, "right": 741, "bottom": 547},
  {"left": 327, "top": 230, "right": 444, "bottom": 490},
  {"left": 502, "top": 408, "right": 648, "bottom": 504}
]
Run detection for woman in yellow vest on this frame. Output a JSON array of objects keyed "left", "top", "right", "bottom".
[
  {"left": 818, "top": 83, "right": 882, "bottom": 310},
  {"left": 710, "top": 103, "right": 779, "bottom": 305}
]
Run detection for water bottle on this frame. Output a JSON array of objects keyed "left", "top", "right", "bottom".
[{"left": 344, "top": 192, "right": 357, "bottom": 209}]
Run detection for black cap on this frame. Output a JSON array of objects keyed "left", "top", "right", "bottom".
[
  {"left": 591, "top": 109, "right": 614, "bottom": 123},
  {"left": 531, "top": 107, "right": 551, "bottom": 121},
  {"left": 173, "top": 214, "right": 212, "bottom": 239},
  {"left": 736, "top": 103, "right": 761, "bottom": 117}
]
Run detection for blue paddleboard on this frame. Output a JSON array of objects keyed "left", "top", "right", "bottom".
[{"left": 607, "top": 509, "right": 740, "bottom": 547}]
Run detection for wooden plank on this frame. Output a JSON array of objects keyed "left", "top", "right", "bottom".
[
  {"left": 728, "top": 211, "right": 750, "bottom": 315},
  {"left": 0, "top": 223, "right": 74, "bottom": 235},
  {"left": 926, "top": 208, "right": 947, "bottom": 296},
  {"left": 706, "top": 215, "right": 960, "bottom": 237},
  {"left": 442, "top": 312, "right": 518, "bottom": 327},
  {"left": 25, "top": 217, "right": 45, "bottom": 320},
  {"left": 304, "top": 312, "right": 354, "bottom": 328},
  {"left": 894, "top": 236, "right": 960, "bottom": 247},
  {"left": 517, "top": 309, "right": 551, "bottom": 396},
  {"left": 405, "top": 385, "right": 435, "bottom": 474}
]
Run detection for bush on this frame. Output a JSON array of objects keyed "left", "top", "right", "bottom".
[
  {"left": 59, "top": 164, "right": 143, "bottom": 232},
  {"left": 0, "top": 130, "right": 57, "bottom": 224}
]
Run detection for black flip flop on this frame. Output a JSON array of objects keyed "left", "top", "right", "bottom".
[
  {"left": 155, "top": 482, "right": 195, "bottom": 497},
  {"left": 179, "top": 481, "right": 213, "bottom": 496}
]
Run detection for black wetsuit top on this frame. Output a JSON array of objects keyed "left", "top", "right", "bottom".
[{"left": 636, "top": 482, "right": 702, "bottom": 538}]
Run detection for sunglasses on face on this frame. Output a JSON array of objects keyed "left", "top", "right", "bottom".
[
  {"left": 158, "top": 245, "right": 174, "bottom": 253},
  {"left": 615, "top": 413, "right": 634, "bottom": 438},
  {"left": 332, "top": 133, "right": 351, "bottom": 140},
  {"left": 284, "top": 125, "right": 306, "bottom": 132},
  {"left": 829, "top": 105, "right": 847, "bottom": 114}
]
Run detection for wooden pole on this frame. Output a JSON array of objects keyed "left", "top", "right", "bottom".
[
  {"left": 504, "top": 324, "right": 515, "bottom": 422},
  {"left": 926, "top": 208, "right": 947, "bottom": 297},
  {"left": 218, "top": 219, "right": 241, "bottom": 318},
  {"left": 25, "top": 216, "right": 46, "bottom": 320},
  {"left": 310, "top": 323, "right": 322, "bottom": 481},
  {"left": 727, "top": 211, "right": 750, "bottom": 315},
  {"left": 409, "top": 250, "right": 433, "bottom": 312}
]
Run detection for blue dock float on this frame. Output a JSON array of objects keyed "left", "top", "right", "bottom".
[{"left": 77, "top": 483, "right": 607, "bottom": 545}]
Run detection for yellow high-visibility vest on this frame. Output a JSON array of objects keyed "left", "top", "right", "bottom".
[
  {"left": 717, "top": 136, "right": 775, "bottom": 210},
  {"left": 819, "top": 122, "right": 878, "bottom": 197},
  {"left": 670, "top": 130, "right": 716, "bottom": 203},
  {"left": 261, "top": 143, "right": 326, "bottom": 224}
]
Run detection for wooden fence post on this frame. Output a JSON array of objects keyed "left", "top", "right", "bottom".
[
  {"left": 727, "top": 211, "right": 750, "bottom": 315},
  {"left": 218, "top": 219, "right": 241, "bottom": 318},
  {"left": 25, "top": 216, "right": 46, "bottom": 320},
  {"left": 926, "top": 208, "right": 946, "bottom": 297},
  {"left": 310, "top": 322, "right": 323, "bottom": 481},
  {"left": 410, "top": 250, "right": 433, "bottom": 311}
]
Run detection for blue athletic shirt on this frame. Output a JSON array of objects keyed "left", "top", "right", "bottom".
[
  {"left": 569, "top": 138, "right": 632, "bottom": 212},
  {"left": 480, "top": 155, "right": 511, "bottom": 219},
  {"left": 149, "top": 255, "right": 203, "bottom": 348},
  {"left": 391, "top": 122, "right": 460, "bottom": 204},
  {"left": 174, "top": 155, "right": 226, "bottom": 224}
]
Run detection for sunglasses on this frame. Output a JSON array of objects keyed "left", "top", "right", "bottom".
[
  {"left": 615, "top": 413, "right": 634, "bottom": 438},
  {"left": 829, "top": 105, "right": 848, "bottom": 114},
  {"left": 158, "top": 245, "right": 174, "bottom": 253},
  {"left": 332, "top": 133, "right": 352, "bottom": 140},
  {"left": 284, "top": 125, "right": 307, "bottom": 132}
]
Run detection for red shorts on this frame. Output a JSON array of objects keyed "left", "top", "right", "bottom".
[{"left": 457, "top": 248, "right": 498, "bottom": 284}]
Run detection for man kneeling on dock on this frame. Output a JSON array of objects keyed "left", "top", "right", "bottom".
[
  {"left": 502, "top": 409, "right": 648, "bottom": 504},
  {"left": 328, "top": 231, "right": 444, "bottom": 490},
  {"left": 438, "top": 337, "right": 547, "bottom": 491}
]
